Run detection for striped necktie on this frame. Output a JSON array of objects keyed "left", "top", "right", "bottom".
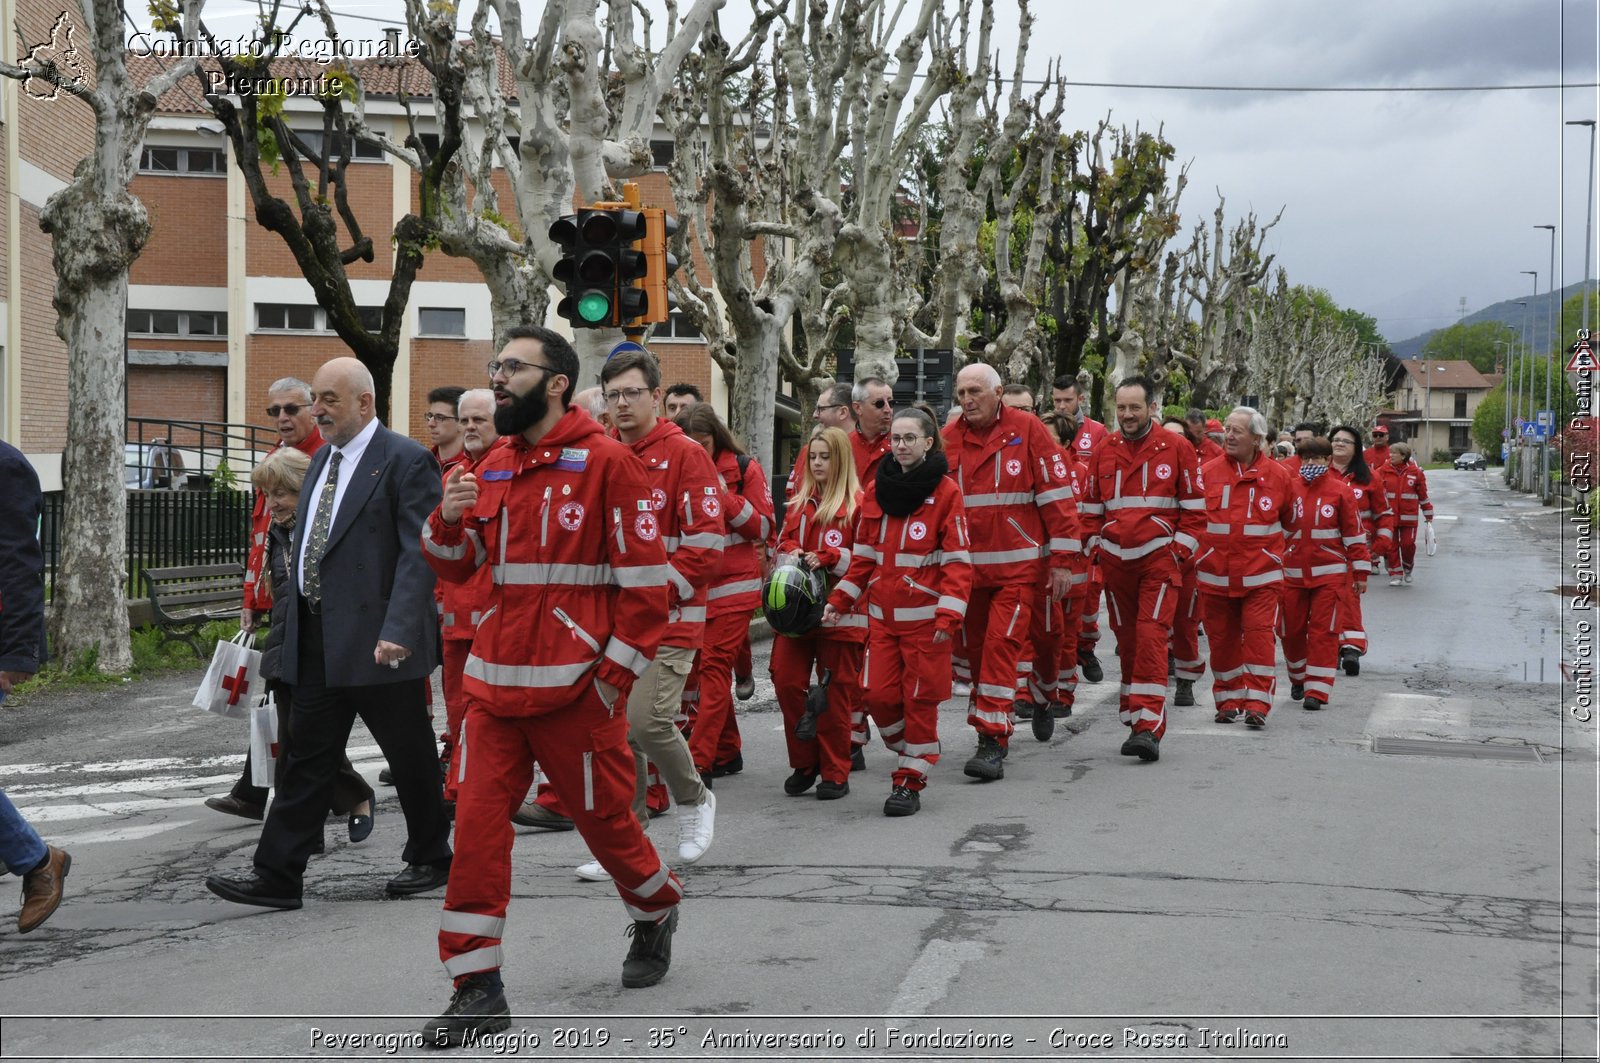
[{"left": 301, "top": 450, "right": 342, "bottom": 604}]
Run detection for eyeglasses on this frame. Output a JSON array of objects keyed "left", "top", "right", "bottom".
[
  {"left": 265, "top": 404, "right": 305, "bottom": 417},
  {"left": 424, "top": 413, "right": 458, "bottom": 424},
  {"left": 604, "top": 387, "right": 651, "bottom": 406},
  {"left": 1331, "top": 438, "right": 1356, "bottom": 447},
  {"left": 487, "top": 359, "right": 555, "bottom": 379},
  {"left": 889, "top": 433, "right": 926, "bottom": 446}
]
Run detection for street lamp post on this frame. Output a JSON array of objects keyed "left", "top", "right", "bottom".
[
  {"left": 1536, "top": 225, "right": 1556, "bottom": 501},
  {"left": 1514, "top": 302, "right": 1529, "bottom": 489},
  {"left": 1568, "top": 119, "right": 1597, "bottom": 330},
  {"left": 1520, "top": 271, "right": 1538, "bottom": 493}
]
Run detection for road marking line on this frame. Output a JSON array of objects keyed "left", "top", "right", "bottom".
[
  {"left": 8, "top": 773, "right": 239, "bottom": 801},
  {"left": 50, "top": 820, "right": 196, "bottom": 846},
  {"left": 1481, "top": 517, "right": 1509, "bottom": 523},
  {"left": 21, "top": 797, "right": 202, "bottom": 824},
  {"left": 1363, "top": 692, "right": 1468, "bottom": 738},
  {"left": 887, "top": 939, "right": 986, "bottom": 1015},
  {"left": 2, "top": 744, "right": 385, "bottom": 778}
]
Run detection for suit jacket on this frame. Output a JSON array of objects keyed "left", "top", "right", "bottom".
[
  {"left": 0, "top": 441, "right": 46, "bottom": 674},
  {"left": 281, "top": 423, "right": 442, "bottom": 687}
]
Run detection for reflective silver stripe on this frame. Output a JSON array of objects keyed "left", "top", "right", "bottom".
[
  {"left": 1205, "top": 522, "right": 1232, "bottom": 535},
  {"left": 613, "top": 564, "right": 669, "bottom": 588},
  {"left": 424, "top": 523, "right": 484, "bottom": 564},
  {"left": 466, "top": 655, "right": 594, "bottom": 687},
  {"left": 1398, "top": 514, "right": 1421, "bottom": 522},
  {"left": 470, "top": 611, "right": 482, "bottom": 625},
  {"left": 1285, "top": 568, "right": 1304, "bottom": 578},
  {"left": 494, "top": 562, "right": 612, "bottom": 585},
  {"left": 937, "top": 595, "right": 967, "bottom": 616},
  {"left": 1098, "top": 537, "right": 1171, "bottom": 560},
  {"left": 836, "top": 579, "right": 862, "bottom": 600},
  {"left": 1126, "top": 682, "right": 1166, "bottom": 697},
  {"left": 707, "top": 578, "right": 763, "bottom": 601},
  {"left": 630, "top": 862, "right": 674, "bottom": 899},
  {"left": 1352, "top": 560, "right": 1372, "bottom": 573},
  {"left": 830, "top": 554, "right": 851, "bottom": 577},
  {"left": 1048, "top": 537, "right": 1081, "bottom": 553},
  {"left": 1104, "top": 495, "right": 1178, "bottom": 511},
  {"left": 1178, "top": 497, "right": 1207, "bottom": 511},
  {"left": 664, "top": 563, "right": 694, "bottom": 602},
  {"left": 441, "top": 911, "right": 506, "bottom": 938},
  {"left": 678, "top": 531, "right": 724, "bottom": 551},
  {"left": 1241, "top": 570, "right": 1282, "bottom": 588},
  {"left": 964, "top": 492, "right": 1034, "bottom": 507},
  {"left": 902, "top": 741, "right": 941, "bottom": 757},
  {"left": 1342, "top": 535, "right": 1366, "bottom": 546},
  {"left": 443, "top": 945, "right": 503, "bottom": 977},
  {"left": 660, "top": 535, "right": 679, "bottom": 551},
  {"left": 970, "top": 547, "right": 1043, "bottom": 565},
  {"left": 1196, "top": 571, "right": 1229, "bottom": 587},
  {"left": 1069, "top": 571, "right": 1090, "bottom": 586},
  {"left": 976, "top": 684, "right": 1015, "bottom": 699},
  {"left": 1213, "top": 665, "right": 1247, "bottom": 681},
  {"left": 853, "top": 544, "right": 883, "bottom": 561},
  {"left": 867, "top": 603, "right": 885, "bottom": 620},
  {"left": 1306, "top": 665, "right": 1338, "bottom": 678},
  {"left": 1079, "top": 501, "right": 1106, "bottom": 515},
  {"left": 893, "top": 552, "right": 945, "bottom": 568},
  {"left": 1174, "top": 532, "right": 1199, "bottom": 553},
  {"left": 1035, "top": 486, "right": 1074, "bottom": 505},
  {"left": 1243, "top": 523, "right": 1283, "bottom": 537},
  {"left": 728, "top": 499, "right": 756, "bottom": 528},
  {"left": 894, "top": 605, "right": 938, "bottom": 621},
  {"left": 442, "top": 612, "right": 456, "bottom": 626},
  {"left": 1310, "top": 528, "right": 1341, "bottom": 539},
  {"left": 674, "top": 605, "right": 707, "bottom": 623},
  {"left": 1243, "top": 663, "right": 1277, "bottom": 677},
  {"left": 1308, "top": 563, "right": 1347, "bottom": 577},
  {"left": 604, "top": 638, "right": 652, "bottom": 677}
]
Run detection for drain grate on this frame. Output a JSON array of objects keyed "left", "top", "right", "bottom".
[{"left": 1371, "top": 737, "right": 1542, "bottom": 763}]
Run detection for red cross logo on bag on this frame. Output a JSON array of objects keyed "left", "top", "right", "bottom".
[{"left": 222, "top": 667, "right": 251, "bottom": 705}]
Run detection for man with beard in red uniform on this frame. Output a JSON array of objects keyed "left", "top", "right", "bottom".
[
  {"left": 944, "top": 364, "right": 1080, "bottom": 781},
  {"left": 1080, "top": 376, "right": 1206, "bottom": 762},
  {"left": 421, "top": 327, "right": 681, "bottom": 1043}
]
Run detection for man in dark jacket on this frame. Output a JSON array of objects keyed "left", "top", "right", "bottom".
[{"left": 0, "top": 440, "right": 70, "bottom": 932}]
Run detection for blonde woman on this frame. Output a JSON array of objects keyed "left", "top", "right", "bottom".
[{"left": 770, "top": 427, "right": 865, "bottom": 798}]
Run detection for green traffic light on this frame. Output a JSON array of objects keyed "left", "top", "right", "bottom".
[{"left": 577, "top": 292, "right": 612, "bottom": 323}]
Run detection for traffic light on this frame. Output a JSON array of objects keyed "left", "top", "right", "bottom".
[
  {"left": 634, "top": 208, "right": 680, "bottom": 326},
  {"left": 550, "top": 208, "right": 648, "bottom": 328}
]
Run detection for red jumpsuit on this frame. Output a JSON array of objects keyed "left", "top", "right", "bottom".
[
  {"left": 1017, "top": 447, "right": 1091, "bottom": 710},
  {"left": 686, "top": 450, "right": 774, "bottom": 775},
  {"left": 1080, "top": 426, "right": 1206, "bottom": 740},
  {"left": 829, "top": 474, "right": 972, "bottom": 791},
  {"left": 1071, "top": 418, "right": 1109, "bottom": 656},
  {"left": 771, "top": 493, "right": 867, "bottom": 785},
  {"left": 943, "top": 407, "right": 1082, "bottom": 747},
  {"left": 1282, "top": 472, "right": 1371, "bottom": 705},
  {"left": 1330, "top": 467, "right": 1393, "bottom": 657},
  {"left": 1377, "top": 460, "right": 1432, "bottom": 577},
  {"left": 1195, "top": 452, "right": 1296, "bottom": 718},
  {"left": 423, "top": 408, "right": 680, "bottom": 981},
  {"left": 439, "top": 443, "right": 502, "bottom": 792}
]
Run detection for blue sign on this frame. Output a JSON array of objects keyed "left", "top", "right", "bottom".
[{"left": 607, "top": 341, "right": 648, "bottom": 361}]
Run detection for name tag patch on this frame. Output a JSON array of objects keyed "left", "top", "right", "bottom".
[
  {"left": 555, "top": 447, "right": 589, "bottom": 471},
  {"left": 479, "top": 469, "right": 513, "bottom": 481}
]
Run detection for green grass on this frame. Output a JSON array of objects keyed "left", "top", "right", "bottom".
[{"left": 7, "top": 619, "right": 243, "bottom": 700}]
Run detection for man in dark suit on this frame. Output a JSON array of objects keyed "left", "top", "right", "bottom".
[{"left": 206, "top": 357, "right": 452, "bottom": 909}]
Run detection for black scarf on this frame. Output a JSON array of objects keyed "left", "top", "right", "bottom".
[{"left": 875, "top": 451, "right": 949, "bottom": 517}]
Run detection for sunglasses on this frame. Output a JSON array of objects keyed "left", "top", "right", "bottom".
[
  {"left": 864, "top": 398, "right": 892, "bottom": 409},
  {"left": 266, "top": 404, "right": 305, "bottom": 417}
]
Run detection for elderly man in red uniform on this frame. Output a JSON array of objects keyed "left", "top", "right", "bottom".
[
  {"left": 1080, "top": 376, "right": 1206, "bottom": 762},
  {"left": 944, "top": 363, "right": 1081, "bottom": 781},
  {"left": 422, "top": 326, "right": 682, "bottom": 1043},
  {"left": 1196, "top": 407, "right": 1296, "bottom": 727},
  {"left": 849, "top": 376, "right": 896, "bottom": 489}
]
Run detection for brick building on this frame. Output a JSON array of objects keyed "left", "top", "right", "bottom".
[{"left": 4, "top": 28, "right": 727, "bottom": 487}]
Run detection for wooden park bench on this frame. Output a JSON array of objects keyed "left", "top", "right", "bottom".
[{"left": 141, "top": 563, "right": 245, "bottom": 654}]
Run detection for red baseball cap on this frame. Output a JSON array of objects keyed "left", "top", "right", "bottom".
[
  {"left": 1371, "top": 424, "right": 1389, "bottom": 435},
  {"left": 1205, "top": 418, "right": 1223, "bottom": 432}
]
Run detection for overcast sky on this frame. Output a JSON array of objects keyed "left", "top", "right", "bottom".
[{"left": 172, "top": 0, "right": 1599, "bottom": 346}]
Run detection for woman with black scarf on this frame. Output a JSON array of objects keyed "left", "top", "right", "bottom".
[{"left": 823, "top": 409, "right": 972, "bottom": 816}]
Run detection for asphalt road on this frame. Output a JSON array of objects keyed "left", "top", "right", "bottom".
[{"left": 0, "top": 469, "right": 1594, "bottom": 1061}]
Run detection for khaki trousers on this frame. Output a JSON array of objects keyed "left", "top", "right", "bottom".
[{"left": 626, "top": 644, "right": 705, "bottom": 828}]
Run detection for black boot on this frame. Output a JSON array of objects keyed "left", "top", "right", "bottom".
[
  {"left": 1340, "top": 648, "right": 1361, "bottom": 676},
  {"left": 963, "top": 736, "right": 1005, "bottom": 781},
  {"left": 1173, "top": 679, "right": 1195, "bottom": 707},
  {"left": 1031, "top": 703, "right": 1055, "bottom": 741},
  {"left": 622, "top": 908, "right": 679, "bottom": 988},
  {"left": 1119, "top": 731, "right": 1160, "bottom": 762},
  {"left": 422, "top": 973, "right": 510, "bottom": 1046}
]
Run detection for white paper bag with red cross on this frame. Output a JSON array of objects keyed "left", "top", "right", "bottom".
[
  {"left": 249, "top": 692, "right": 280, "bottom": 789},
  {"left": 192, "top": 630, "right": 262, "bottom": 720}
]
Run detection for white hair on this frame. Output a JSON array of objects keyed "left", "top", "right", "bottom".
[
  {"left": 1230, "top": 405, "right": 1270, "bottom": 440},
  {"left": 960, "top": 362, "right": 1003, "bottom": 389},
  {"left": 852, "top": 376, "right": 890, "bottom": 403},
  {"left": 457, "top": 388, "right": 495, "bottom": 415},
  {"left": 572, "top": 386, "right": 607, "bottom": 419},
  {"left": 267, "top": 377, "right": 312, "bottom": 402}
]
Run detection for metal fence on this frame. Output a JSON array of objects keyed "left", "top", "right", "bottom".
[{"left": 41, "top": 489, "right": 254, "bottom": 598}]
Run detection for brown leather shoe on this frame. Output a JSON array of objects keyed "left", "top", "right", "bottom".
[
  {"left": 204, "top": 794, "right": 265, "bottom": 821},
  {"left": 18, "top": 846, "right": 70, "bottom": 933}
]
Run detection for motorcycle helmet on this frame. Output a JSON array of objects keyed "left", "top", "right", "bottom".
[{"left": 763, "top": 561, "right": 827, "bottom": 636}]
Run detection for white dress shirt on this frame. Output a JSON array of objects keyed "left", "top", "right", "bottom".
[{"left": 298, "top": 417, "right": 381, "bottom": 595}]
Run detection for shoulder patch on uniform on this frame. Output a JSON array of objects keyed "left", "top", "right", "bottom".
[
  {"left": 554, "top": 447, "right": 589, "bottom": 471},
  {"left": 479, "top": 469, "right": 513, "bottom": 481}
]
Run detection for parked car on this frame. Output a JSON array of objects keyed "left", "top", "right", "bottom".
[{"left": 1454, "top": 452, "right": 1488, "bottom": 471}]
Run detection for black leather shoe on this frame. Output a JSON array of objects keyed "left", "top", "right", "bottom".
[
  {"left": 816, "top": 779, "right": 849, "bottom": 800},
  {"left": 621, "top": 907, "right": 679, "bottom": 988},
  {"left": 379, "top": 767, "right": 395, "bottom": 785},
  {"left": 1031, "top": 704, "right": 1055, "bottom": 741},
  {"left": 1078, "top": 651, "right": 1104, "bottom": 684},
  {"left": 1012, "top": 699, "right": 1034, "bottom": 721},
  {"left": 423, "top": 973, "right": 511, "bottom": 1047},
  {"left": 205, "top": 794, "right": 265, "bottom": 821},
  {"left": 1290, "top": 683, "right": 1305, "bottom": 700},
  {"left": 711, "top": 752, "right": 744, "bottom": 777},
  {"left": 387, "top": 860, "right": 451, "bottom": 897},
  {"left": 348, "top": 803, "right": 374, "bottom": 844},
  {"left": 963, "top": 736, "right": 1005, "bottom": 781},
  {"left": 1341, "top": 648, "right": 1361, "bottom": 676},
  {"left": 1050, "top": 701, "right": 1072, "bottom": 719},
  {"left": 1120, "top": 732, "right": 1160, "bottom": 762},
  {"left": 851, "top": 747, "right": 866, "bottom": 772},
  {"left": 883, "top": 785, "right": 920, "bottom": 817},
  {"left": 205, "top": 873, "right": 302, "bottom": 910},
  {"left": 783, "top": 768, "right": 818, "bottom": 796}
]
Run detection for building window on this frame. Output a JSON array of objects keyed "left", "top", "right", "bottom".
[
  {"left": 139, "top": 146, "right": 226, "bottom": 175},
  {"left": 1449, "top": 425, "right": 1471, "bottom": 452},
  {"left": 289, "top": 129, "right": 384, "bottom": 162},
  {"left": 357, "top": 306, "right": 384, "bottom": 331},
  {"left": 417, "top": 307, "right": 466, "bottom": 337},
  {"left": 653, "top": 311, "right": 702, "bottom": 342},
  {"left": 651, "top": 140, "right": 675, "bottom": 168},
  {"left": 127, "top": 309, "right": 228, "bottom": 336},
  {"left": 256, "top": 303, "right": 320, "bottom": 331},
  {"left": 1454, "top": 392, "right": 1468, "bottom": 418}
]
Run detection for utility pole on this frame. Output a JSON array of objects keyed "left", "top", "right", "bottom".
[
  {"left": 1568, "top": 120, "right": 1597, "bottom": 330},
  {"left": 1536, "top": 224, "right": 1556, "bottom": 501}
]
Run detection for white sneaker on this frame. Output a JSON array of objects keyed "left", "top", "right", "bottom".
[
  {"left": 952, "top": 680, "right": 972, "bottom": 698},
  {"left": 1389, "top": 577, "right": 1402, "bottom": 587},
  {"left": 1403, "top": 572, "right": 1413, "bottom": 584},
  {"left": 677, "top": 790, "right": 716, "bottom": 864},
  {"left": 575, "top": 859, "right": 611, "bottom": 882}
]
